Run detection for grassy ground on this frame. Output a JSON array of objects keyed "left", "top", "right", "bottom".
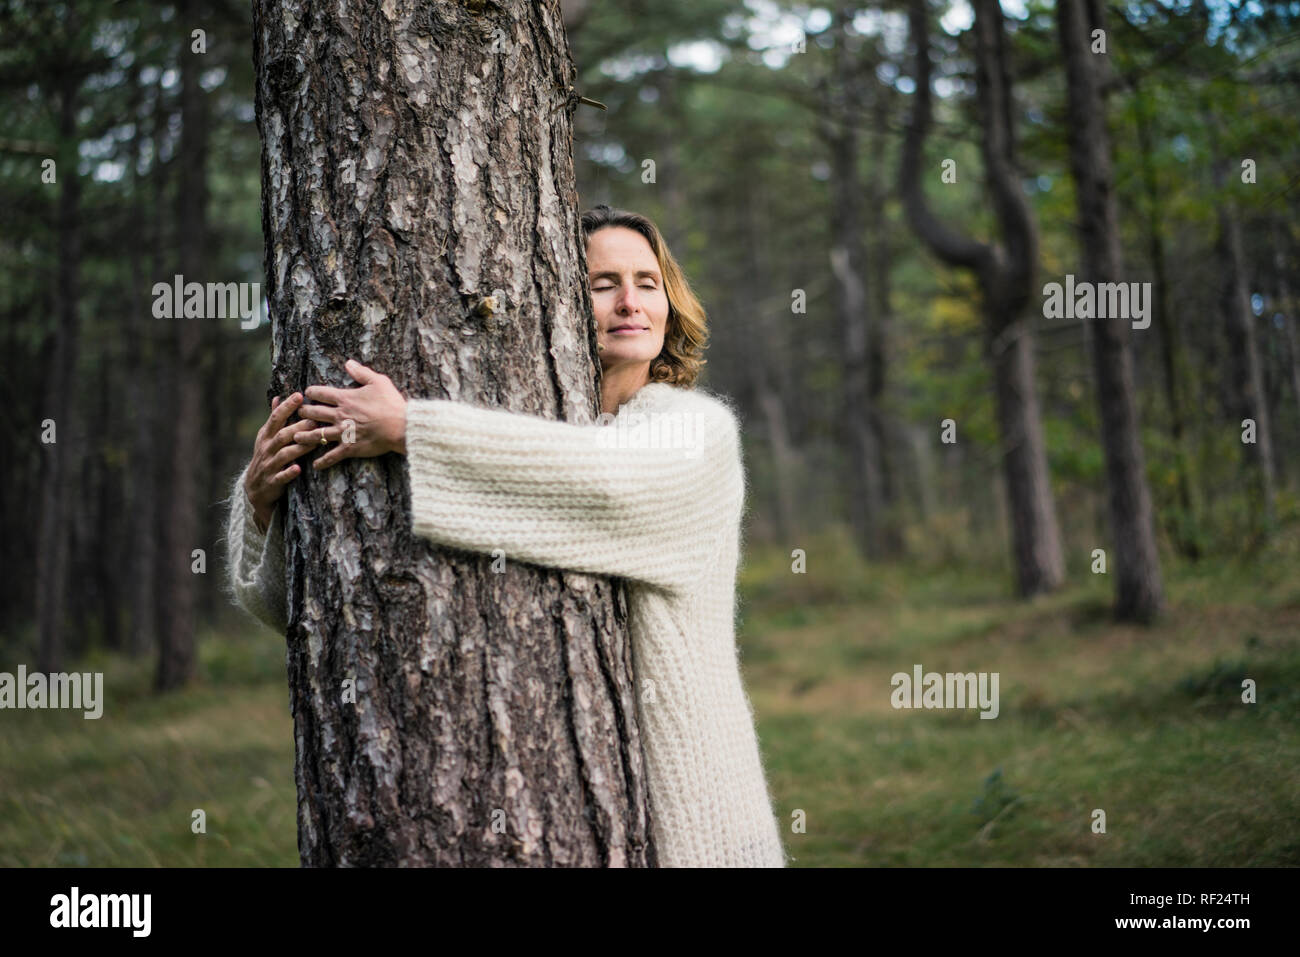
[
  {"left": 2, "top": 526, "right": 1297, "bottom": 867},
  {"left": 743, "top": 526, "right": 1300, "bottom": 867},
  {"left": 0, "top": 633, "right": 298, "bottom": 867}
]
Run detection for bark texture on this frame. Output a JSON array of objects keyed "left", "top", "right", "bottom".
[{"left": 252, "top": 0, "right": 653, "bottom": 866}]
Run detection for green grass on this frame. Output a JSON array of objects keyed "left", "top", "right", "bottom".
[
  {"left": 1, "top": 524, "right": 1297, "bottom": 866},
  {"left": 739, "top": 525, "right": 1300, "bottom": 867},
  {"left": 0, "top": 629, "right": 299, "bottom": 867}
]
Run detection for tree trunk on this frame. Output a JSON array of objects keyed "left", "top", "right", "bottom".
[
  {"left": 126, "top": 63, "right": 159, "bottom": 658},
  {"left": 94, "top": 365, "right": 122, "bottom": 651},
  {"left": 1217, "top": 199, "right": 1276, "bottom": 524},
  {"left": 1213, "top": 156, "right": 1276, "bottom": 525},
  {"left": 253, "top": 0, "right": 654, "bottom": 866},
  {"left": 985, "top": 301, "right": 1063, "bottom": 595},
  {"left": 655, "top": 69, "right": 688, "bottom": 257},
  {"left": 901, "top": 0, "right": 1064, "bottom": 596},
  {"left": 1275, "top": 220, "right": 1300, "bottom": 439},
  {"left": 35, "top": 76, "right": 82, "bottom": 675},
  {"left": 156, "top": 0, "right": 206, "bottom": 690},
  {"left": 824, "top": 7, "right": 887, "bottom": 561},
  {"left": 865, "top": 100, "right": 904, "bottom": 556},
  {"left": 1135, "top": 82, "right": 1199, "bottom": 558},
  {"left": 1057, "top": 0, "right": 1164, "bottom": 622},
  {"left": 737, "top": 173, "right": 800, "bottom": 545}
]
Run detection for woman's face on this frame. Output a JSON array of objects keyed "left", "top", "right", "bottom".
[{"left": 587, "top": 226, "right": 670, "bottom": 374}]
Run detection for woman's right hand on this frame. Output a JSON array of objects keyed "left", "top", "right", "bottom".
[{"left": 244, "top": 392, "right": 318, "bottom": 534}]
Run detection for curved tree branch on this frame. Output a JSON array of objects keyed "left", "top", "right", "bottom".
[{"left": 899, "top": 0, "right": 989, "bottom": 272}]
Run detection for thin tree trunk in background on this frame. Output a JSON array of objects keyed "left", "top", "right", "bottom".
[
  {"left": 253, "top": 0, "right": 653, "bottom": 866},
  {"left": 986, "top": 316, "right": 1061, "bottom": 584},
  {"left": 126, "top": 65, "right": 159, "bottom": 658},
  {"left": 1275, "top": 220, "right": 1300, "bottom": 439},
  {"left": 0, "top": 305, "right": 23, "bottom": 635},
  {"left": 901, "top": 0, "right": 1064, "bottom": 597},
  {"left": 1213, "top": 155, "right": 1276, "bottom": 525},
  {"left": 744, "top": 142, "right": 806, "bottom": 545},
  {"left": 1135, "top": 82, "right": 1199, "bottom": 558},
  {"left": 36, "top": 77, "right": 82, "bottom": 675},
  {"left": 865, "top": 98, "right": 904, "bottom": 556},
  {"left": 755, "top": 384, "right": 800, "bottom": 542},
  {"left": 738, "top": 191, "right": 799, "bottom": 544},
  {"left": 656, "top": 69, "right": 688, "bottom": 256},
  {"left": 909, "top": 423, "right": 936, "bottom": 526},
  {"left": 94, "top": 365, "right": 122, "bottom": 650},
  {"left": 1057, "top": 0, "right": 1164, "bottom": 621},
  {"left": 824, "top": 7, "right": 887, "bottom": 561},
  {"left": 157, "top": 0, "right": 206, "bottom": 690},
  {"left": 150, "top": 58, "right": 171, "bottom": 655},
  {"left": 203, "top": 320, "right": 227, "bottom": 623},
  {"left": 69, "top": 456, "right": 92, "bottom": 657}
]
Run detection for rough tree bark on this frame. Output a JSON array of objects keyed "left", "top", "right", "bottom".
[
  {"left": 1057, "top": 0, "right": 1164, "bottom": 621},
  {"left": 901, "top": 0, "right": 1065, "bottom": 597},
  {"left": 252, "top": 0, "right": 654, "bottom": 866}
]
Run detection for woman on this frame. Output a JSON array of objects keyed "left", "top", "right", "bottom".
[{"left": 227, "top": 204, "right": 787, "bottom": 868}]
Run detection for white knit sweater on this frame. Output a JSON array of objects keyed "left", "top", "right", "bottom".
[{"left": 226, "top": 380, "right": 787, "bottom": 868}]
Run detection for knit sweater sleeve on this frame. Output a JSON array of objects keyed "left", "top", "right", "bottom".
[
  {"left": 402, "top": 392, "right": 742, "bottom": 594},
  {"left": 225, "top": 464, "right": 289, "bottom": 633}
]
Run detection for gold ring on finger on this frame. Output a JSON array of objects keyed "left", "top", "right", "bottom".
[{"left": 320, "top": 433, "right": 328, "bottom": 446}]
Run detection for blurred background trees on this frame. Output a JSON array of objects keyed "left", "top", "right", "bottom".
[{"left": 2, "top": 0, "right": 1299, "bottom": 674}]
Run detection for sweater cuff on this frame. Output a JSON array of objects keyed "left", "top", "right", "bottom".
[
  {"left": 234, "top": 473, "right": 268, "bottom": 549},
  {"left": 404, "top": 398, "right": 450, "bottom": 540},
  {"left": 231, "top": 464, "right": 282, "bottom": 573}
]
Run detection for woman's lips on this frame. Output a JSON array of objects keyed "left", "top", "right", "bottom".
[{"left": 608, "top": 326, "right": 647, "bottom": 335}]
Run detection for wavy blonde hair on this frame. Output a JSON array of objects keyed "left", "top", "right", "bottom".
[{"left": 580, "top": 204, "right": 708, "bottom": 388}]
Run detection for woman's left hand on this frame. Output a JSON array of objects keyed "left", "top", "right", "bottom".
[{"left": 297, "top": 359, "right": 407, "bottom": 468}]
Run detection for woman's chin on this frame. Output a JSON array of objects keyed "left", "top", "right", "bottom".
[{"left": 600, "top": 345, "right": 660, "bottom": 367}]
